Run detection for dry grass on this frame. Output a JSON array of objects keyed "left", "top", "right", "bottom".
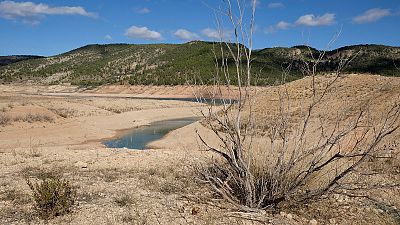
[
  {"left": 14, "top": 113, "right": 54, "bottom": 123},
  {"left": 0, "top": 189, "right": 30, "bottom": 205},
  {"left": 114, "top": 194, "right": 135, "bottom": 207},
  {"left": 0, "top": 112, "right": 54, "bottom": 126},
  {"left": 48, "top": 107, "right": 77, "bottom": 118}
]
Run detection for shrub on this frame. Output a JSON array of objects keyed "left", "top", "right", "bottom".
[
  {"left": 27, "top": 176, "right": 77, "bottom": 219},
  {"left": 0, "top": 113, "right": 11, "bottom": 126}
]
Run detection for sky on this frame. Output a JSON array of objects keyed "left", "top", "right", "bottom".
[{"left": 0, "top": 0, "right": 399, "bottom": 56}]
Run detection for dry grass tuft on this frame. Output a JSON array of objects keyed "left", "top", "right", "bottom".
[
  {"left": 114, "top": 194, "right": 135, "bottom": 207},
  {"left": 14, "top": 113, "right": 54, "bottom": 123}
]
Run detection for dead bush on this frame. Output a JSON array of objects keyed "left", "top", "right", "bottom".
[{"left": 196, "top": 0, "right": 400, "bottom": 211}]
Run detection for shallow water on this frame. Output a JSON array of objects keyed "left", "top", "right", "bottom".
[{"left": 103, "top": 117, "right": 200, "bottom": 150}]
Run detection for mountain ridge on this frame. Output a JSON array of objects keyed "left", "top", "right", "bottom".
[{"left": 1, "top": 41, "right": 399, "bottom": 85}]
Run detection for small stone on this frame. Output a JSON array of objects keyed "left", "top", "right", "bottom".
[
  {"left": 191, "top": 207, "right": 200, "bottom": 215},
  {"left": 333, "top": 194, "right": 340, "bottom": 200},
  {"left": 286, "top": 213, "right": 293, "bottom": 220},
  {"left": 374, "top": 209, "right": 384, "bottom": 214},
  {"left": 310, "top": 219, "right": 318, "bottom": 225},
  {"left": 329, "top": 218, "right": 336, "bottom": 224},
  {"left": 75, "top": 161, "right": 88, "bottom": 169}
]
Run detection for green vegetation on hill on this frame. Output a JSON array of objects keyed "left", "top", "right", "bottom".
[
  {"left": 0, "top": 55, "right": 44, "bottom": 66},
  {"left": 0, "top": 42, "right": 399, "bottom": 86}
]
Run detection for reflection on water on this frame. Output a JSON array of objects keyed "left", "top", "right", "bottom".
[{"left": 103, "top": 117, "right": 200, "bottom": 150}]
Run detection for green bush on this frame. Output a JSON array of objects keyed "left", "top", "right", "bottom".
[{"left": 27, "top": 176, "right": 77, "bottom": 219}]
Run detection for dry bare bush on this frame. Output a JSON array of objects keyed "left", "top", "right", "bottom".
[
  {"left": 0, "top": 112, "right": 11, "bottom": 126},
  {"left": 195, "top": 0, "right": 400, "bottom": 211}
]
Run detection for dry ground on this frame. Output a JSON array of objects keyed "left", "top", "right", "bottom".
[{"left": 0, "top": 74, "right": 399, "bottom": 224}]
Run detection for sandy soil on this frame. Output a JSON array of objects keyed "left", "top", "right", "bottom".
[{"left": 0, "top": 74, "right": 399, "bottom": 225}]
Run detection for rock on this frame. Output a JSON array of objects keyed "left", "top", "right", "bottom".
[
  {"left": 333, "top": 194, "right": 340, "bottom": 200},
  {"left": 310, "top": 219, "right": 318, "bottom": 225},
  {"left": 286, "top": 213, "right": 293, "bottom": 220},
  {"left": 75, "top": 161, "right": 88, "bottom": 169},
  {"left": 191, "top": 207, "right": 200, "bottom": 215},
  {"left": 374, "top": 209, "right": 384, "bottom": 214}
]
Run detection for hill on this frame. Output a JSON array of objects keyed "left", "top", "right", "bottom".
[
  {"left": 0, "top": 42, "right": 399, "bottom": 85},
  {"left": 0, "top": 55, "right": 44, "bottom": 67}
]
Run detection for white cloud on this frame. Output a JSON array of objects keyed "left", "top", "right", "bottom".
[
  {"left": 266, "top": 21, "right": 291, "bottom": 33},
  {"left": 104, "top": 34, "right": 112, "bottom": 40},
  {"left": 266, "top": 13, "right": 334, "bottom": 34},
  {"left": 295, "top": 13, "right": 336, "bottom": 26},
  {"left": 174, "top": 29, "right": 199, "bottom": 41},
  {"left": 0, "top": 1, "right": 96, "bottom": 24},
  {"left": 268, "top": 2, "right": 284, "bottom": 8},
  {"left": 125, "top": 26, "right": 163, "bottom": 40},
  {"left": 353, "top": 8, "right": 391, "bottom": 24},
  {"left": 202, "top": 28, "right": 220, "bottom": 39},
  {"left": 276, "top": 21, "right": 290, "bottom": 30},
  {"left": 136, "top": 7, "right": 150, "bottom": 14},
  {"left": 201, "top": 28, "right": 232, "bottom": 40}
]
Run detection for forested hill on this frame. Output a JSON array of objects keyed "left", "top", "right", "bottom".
[
  {"left": 1, "top": 41, "right": 399, "bottom": 85},
  {"left": 0, "top": 55, "right": 44, "bottom": 66}
]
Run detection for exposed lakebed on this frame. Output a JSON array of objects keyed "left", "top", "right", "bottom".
[{"left": 103, "top": 117, "right": 200, "bottom": 150}]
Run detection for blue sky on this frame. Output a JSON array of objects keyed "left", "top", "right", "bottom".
[{"left": 0, "top": 0, "right": 399, "bottom": 56}]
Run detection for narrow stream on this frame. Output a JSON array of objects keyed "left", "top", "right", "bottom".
[{"left": 103, "top": 117, "right": 200, "bottom": 150}]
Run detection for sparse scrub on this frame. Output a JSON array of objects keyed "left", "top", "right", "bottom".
[
  {"left": 25, "top": 113, "right": 54, "bottom": 123},
  {"left": 49, "top": 107, "right": 77, "bottom": 118},
  {"left": 14, "top": 113, "right": 54, "bottom": 123},
  {"left": 27, "top": 176, "right": 77, "bottom": 219}
]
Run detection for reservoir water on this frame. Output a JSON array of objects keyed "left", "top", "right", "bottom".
[{"left": 103, "top": 117, "right": 200, "bottom": 150}]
